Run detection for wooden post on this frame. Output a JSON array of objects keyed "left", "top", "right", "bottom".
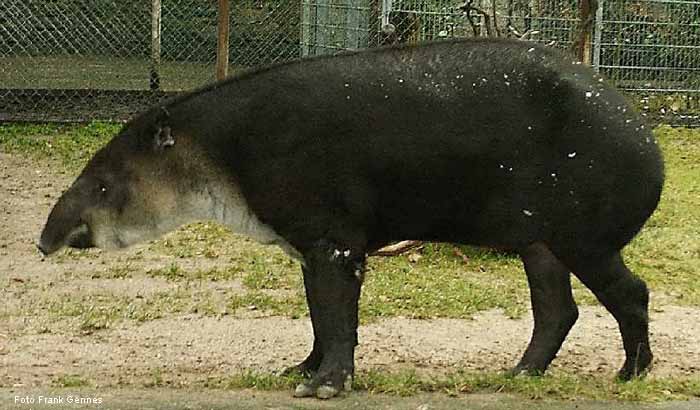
[
  {"left": 575, "top": 0, "right": 595, "bottom": 64},
  {"left": 216, "top": 0, "right": 230, "bottom": 81},
  {"left": 150, "top": 0, "right": 162, "bottom": 90}
]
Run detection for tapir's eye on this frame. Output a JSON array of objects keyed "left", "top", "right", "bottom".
[{"left": 99, "top": 184, "right": 108, "bottom": 195}]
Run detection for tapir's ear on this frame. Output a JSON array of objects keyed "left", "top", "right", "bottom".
[{"left": 153, "top": 107, "right": 175, "bottom": 150}]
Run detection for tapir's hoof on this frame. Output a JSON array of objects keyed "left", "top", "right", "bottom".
[
  {"left": 293, "top": 374, "right": 352, "bottom": 399},
  {"left": 506, "top": 363, "right": 546, "bottom": 378},
  {"left": 316, "top": 384, "right": 340, "bottom": 399},
  {"left": 293, "top": 382, "right": 341, "bottom": 399},
  {"left": 617, "top": 358, "right": 653, "bottom": 381},
  {"left": 294, "top": 383, "right": 315, "bottom": 397}
]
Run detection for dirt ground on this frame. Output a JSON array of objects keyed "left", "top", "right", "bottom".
[
  {"left": 1, "top": 151, "right": 699, "bottom": 391},
  {"left": 3, "top": 388, "right": 700, "bottom": 410}
]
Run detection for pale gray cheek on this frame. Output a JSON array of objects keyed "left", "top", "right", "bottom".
[
  {"left": 90, "top": 226, "right": 122, "bottom": 250},
  {"left": 88, "top": 210, "right": 164, "bottom": 250},
  {"left": 66, "top": 224, "right": 89, "bottom": 244}
]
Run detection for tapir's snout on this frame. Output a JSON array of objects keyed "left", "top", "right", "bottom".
[
  {"left": 38, "top": 188, "right": 95, "bottom": 256},
  {"left": 36, "top": 242, "right": 50, "bottom": 256}
]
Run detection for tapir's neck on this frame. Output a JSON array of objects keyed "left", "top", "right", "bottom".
[
  {"left": 199, "top": 180, "right": 279, "bottom": 245},
  {"left": 177, "top": 155, "right": 303, "bottom": 261},
  {"left": 154, "top": 76, "right": 304, "bottom": 260}
]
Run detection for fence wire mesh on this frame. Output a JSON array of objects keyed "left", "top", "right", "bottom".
[{"left": 0, "top": 0, "right": 698, "bottom": 123}]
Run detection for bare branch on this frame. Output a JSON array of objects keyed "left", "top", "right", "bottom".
[{"left": 370, "top": 240, "right": 423, "bottom": 257}]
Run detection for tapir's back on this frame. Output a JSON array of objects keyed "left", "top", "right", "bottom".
[{"left": 203, "top": 39, "right": 663, "bottom": 254}]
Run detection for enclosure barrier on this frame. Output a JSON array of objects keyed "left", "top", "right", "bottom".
[{"left": 0, "top": 0, "right": 698, "bottom": 123}]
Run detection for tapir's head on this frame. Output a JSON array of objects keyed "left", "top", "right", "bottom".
[{"left": 38, "top": 107, "right": 212, "bottom": 255}]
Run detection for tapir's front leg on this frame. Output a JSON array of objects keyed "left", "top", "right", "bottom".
[
  {"left": 294, "top": 239, "right": 365, "bottom": 399},
  {"left": 282, "top": 267, "right": 324, "bottom": 377}
]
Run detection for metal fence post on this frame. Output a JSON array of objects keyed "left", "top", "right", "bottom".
[
  {"left": 346, "top": 0, "right": 369, "bottom": 50},
  {"left": 592, "top": 0, "right": 604, "bottom": 73},
  {"left": 301, "top": 0, "right": 313, "bottom": 56},
  {"left": 316, "top": 0, "right": 330, "bottom": 54},
  {"left": 381, "top": 0, "right": 393, "bottom": 29}
]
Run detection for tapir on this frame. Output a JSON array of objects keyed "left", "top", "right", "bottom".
[{"left": 39, "top": 38, "right": 664, "bottom": 399}]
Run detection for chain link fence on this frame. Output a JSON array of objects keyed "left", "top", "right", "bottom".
[
  {"left": 0, "top": 0, "right": 301, "bottom": 121},
  {"left": 1, "top": 0, "right": 698, "bottom": 123}
]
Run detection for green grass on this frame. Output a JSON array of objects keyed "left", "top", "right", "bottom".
[
  {"left": 227, "top": 291, "right": 307, "bottom": 318},
  {"left": 204, "top": 371, "right": 305, "bottom": 391},
  {"left": 363, "top": 245, "right": 530, "bottom": 320},
  {"left": 146, "top": 263, "right": 240, "bottom": 282},
  {"left": 101, "top": 265, "right": 135, "bottom": 279},
  {"left": 199, "top": 370, "right": 700, "bottom": 402},
  {"left": 143, "top": 369, "right": 167, "bottom": 388},
  {"left": 0, "top": 122, "right": 118, "bottom": 170},
  {"left": 0, "top": 56, "right": 218, "bottom": 91},
  {"left": 148, "top": 222, "right": 236, "bottom": 259},
  {"left": 39, "top": 369, "right": 700, "bottom": 401},
  {"left": 624, "top": 126, "right": 700, "bottom": 306},
  {"left": 42, "top": 288, "right": 223, "bottom": 332},
  {"left": 52, "top": 374, "right": 90, "bottom": 388},
  {"left": 37, "top": 368, "right": 700, "bottom": 402}
]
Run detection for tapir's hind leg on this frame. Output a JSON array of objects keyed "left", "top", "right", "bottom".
[
  {"left": 558, "top": 250, "right": 653, "bottom": 380},
  {"left": 511, "top": 243, "right": 579, "bottom": 375}
]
